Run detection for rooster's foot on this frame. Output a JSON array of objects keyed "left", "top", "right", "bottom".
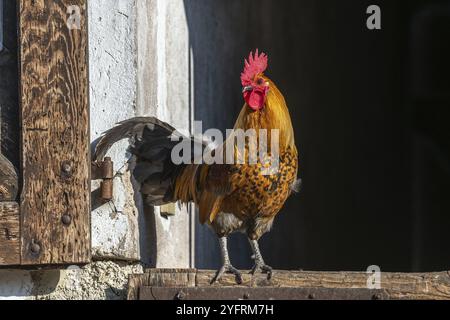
[
  {"left": 211, "top": 264, "right": 243, "bottom": 285},
  {"left": 250, "top": 263, "right": 273, "bottom": 280}
]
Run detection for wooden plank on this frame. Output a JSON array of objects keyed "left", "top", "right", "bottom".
[
  {"left": 19, "top": 0, "right": 90, "bottom": 265},
  {"left": 128, "top": 269, "right": 450, "bottom": 300},
  {"left": 0, "top": 202, "right": 20, "bottom": 265},
  {"left": 127, "top": 269, "right": 197, "bottom": 300},
  {"left": 139, "top": 286, "right": 388, "bottom": 300}
]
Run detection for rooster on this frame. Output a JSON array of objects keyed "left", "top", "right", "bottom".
[{"left": 94, "top": 50, "right": 299, "bottom": 283}]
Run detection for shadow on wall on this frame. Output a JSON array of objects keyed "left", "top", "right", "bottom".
[
  {"left": 0, "top": 270, "right": 60, "bottom": 299},
  {"left": 184, "top": 0, "right": 450, "bottom": 272}
]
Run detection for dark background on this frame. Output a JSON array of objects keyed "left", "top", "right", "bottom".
[{"left": 185, "top": 0, "right": 450, "bottom": 272}]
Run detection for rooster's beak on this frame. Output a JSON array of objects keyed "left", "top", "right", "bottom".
[{"left": 242, "top": 86, "right": 253, "bottom": 93}]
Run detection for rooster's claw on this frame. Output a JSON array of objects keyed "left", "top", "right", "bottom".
[
  {"left": 250, "top": 263, "right": 273, "bottom": 280},
  {"left": 211, "top": 264, "right": 243, "bottom": 285}
]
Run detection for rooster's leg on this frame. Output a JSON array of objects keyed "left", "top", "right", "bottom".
[
  {"left": 249, "top": 239, "right": 273, "bottom": 279},
  {"left": 211, "top": 237, "right": 242, "bottom": 284}
]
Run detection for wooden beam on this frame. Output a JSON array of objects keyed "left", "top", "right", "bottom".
[
  {"left": 19, "top": 0, "right": 90, "bottom": 265},
  {"left": 128, "top": 269, "right": 450, "bottom": 300},
  {"left": 139, "top": 286, "right": 388, "bottom": 300},
  {"left": 0, "top": 202, "right": 20, "bottom": 266}
]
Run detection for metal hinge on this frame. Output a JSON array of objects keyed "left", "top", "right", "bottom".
[{"left": 91, "top": 157, "right": 114, "bottom": 201}]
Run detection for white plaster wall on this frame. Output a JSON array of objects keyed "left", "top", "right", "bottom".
[
  {"left": 91, "top": 0, "right": 195, "bottom": 268},
  {"left": 89, "top": 0, "right": 142, "bottom": 262},
  {"left": 136, "top": 0, "right": 194, "bottom": 268},
  {"left": 91, "top": 0, "right": 195, "bottom": 267},
  {"left": 0, "top": 271, "right": 33, "bottom": 300}
]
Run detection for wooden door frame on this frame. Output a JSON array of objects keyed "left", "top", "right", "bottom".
[{"left": 0, "top": 0, "right": 91, "bottom": 267}]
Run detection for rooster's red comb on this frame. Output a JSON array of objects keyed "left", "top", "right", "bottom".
[{"left": 240, "top": 49, "right": 268, "bottom": 86}]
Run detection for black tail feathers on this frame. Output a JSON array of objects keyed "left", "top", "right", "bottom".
[{"left": 93, "top": 117, "right": 185, "bottom": 206}]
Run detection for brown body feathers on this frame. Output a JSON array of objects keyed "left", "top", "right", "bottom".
[{"left": 173, "top": 77, "right": 298, "bottom": 239}]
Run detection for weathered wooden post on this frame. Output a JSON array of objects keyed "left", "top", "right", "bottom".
[
  {"left": 1, "top": 0, "right": 92, "bottom": 267},
  {"left": 18, "top": 0, "right": 91, "bottom": 265}
]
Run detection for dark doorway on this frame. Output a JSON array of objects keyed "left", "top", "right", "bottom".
[
  {"left": 0, "top": 0, "right": 19, "bottom": 171},
  {"left": 184, "top": 0, "right": 450, "bottom": 272}
]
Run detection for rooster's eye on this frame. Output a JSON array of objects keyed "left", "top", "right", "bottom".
[{"left": 256, "top": 78, "right": 264, "bottom": 85}]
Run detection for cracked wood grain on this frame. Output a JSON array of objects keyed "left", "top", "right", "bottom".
[
  {"left": 128, "top": 269, "right": 450, "bottom": 300},
  {"left": 0, "top": 202, "right": 20, "bottom": 265},
  {"left": 19, "top": 0, "right": 90, "bottom": 265}
]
